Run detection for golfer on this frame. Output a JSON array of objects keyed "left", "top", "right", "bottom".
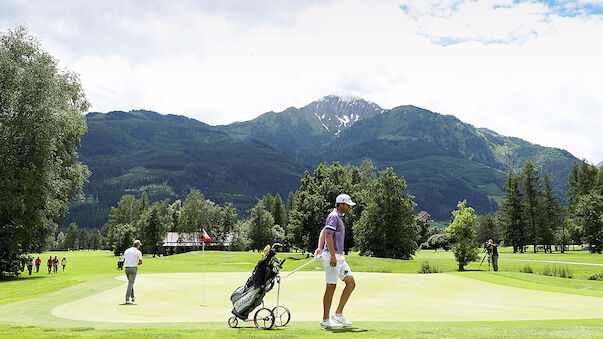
[
  {"left": 315, "top": 194, "right": 356, "bottom": 329},
  {"left": 123, "top": 240, "right": 143, "bottom": 304}
]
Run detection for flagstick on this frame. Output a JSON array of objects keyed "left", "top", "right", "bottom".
[{"left": 202, "top": 239, "right": 206, "bottom": 305}]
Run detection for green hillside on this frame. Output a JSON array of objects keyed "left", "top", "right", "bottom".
[{"left": 68, "top": 110, "right": 308, "bottom": 229}]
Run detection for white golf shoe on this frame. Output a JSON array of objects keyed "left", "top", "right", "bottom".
[
  {"left": 332, "top": 313, "right": 352, "bottom": 327},
  {"left": 320, "top": 318, "right": 343, "bottom": 329}
]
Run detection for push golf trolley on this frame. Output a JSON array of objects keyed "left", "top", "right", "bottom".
[{"left": 228, "top": 243, "right": 321, "bottom": 330}]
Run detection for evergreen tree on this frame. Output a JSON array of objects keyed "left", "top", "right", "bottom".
[
  {"left": 0, "top": 27, "right": 90, "bottom": 275},
  {"left": 498, "top": 171, "right": 525, "bottom": 253},
  {"left": 567, "top": 160, "right": 597, "bottom": 216},
  {"left": 64, "top": 223, "right": 79, "bottom": 250},
  {"left": 89, "top": 229, "right": 102, "bottom": 251},
  {"left": 113, "top": 223, "right": 136, "bottom": 256},
  {"left": 575, "top": 193, "right": 603, "bottom": 253},
  {"left": 521, "top": 160, "right": 541, "bottom": 253},
  {"left": 138, "top": 204, "right": 169, "bottom": 257},
  {"left": 248, "top": 201, "right": 275, "bottom": 251},
  {"left": 288, "top": 162, "right": 367, "bottom": 253},
  {"left": 77, "top": 229, "right": 89, "bottom": 250},
  {"left": 105, "top": 195, "right": 142, "bottom": 249},
  {"left": 354, "top": 168, "right": 418, "bottom": 259},
  {"left": 261, "top": 193, "right": 274, "bottom": 214},
  {"left": 474, "top": 214, "right": 501, "bottom": 245},
  {"left": 272, "top": 193, "right": 286, "bottom": 228},
  {"left": 539, "top": 172, "right": 564, "bottom": 253},
  {"left": 446, "top": 200, "right": 480, "bottom": 270}
]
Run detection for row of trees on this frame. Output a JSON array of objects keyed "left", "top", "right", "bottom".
[
  {"left": 102, "top": 190, "right": 237, "bottom": 256},
  {"left": 48, "top": 223, "right": 103, "bottom": 251}
]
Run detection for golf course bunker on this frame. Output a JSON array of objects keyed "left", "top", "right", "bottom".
[{"left": 52, "top": 272, "right": 603, "bottom": 323}]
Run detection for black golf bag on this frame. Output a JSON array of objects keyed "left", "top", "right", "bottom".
[{"left": 230, "top": 244, "right": 284, "bottom": 320}]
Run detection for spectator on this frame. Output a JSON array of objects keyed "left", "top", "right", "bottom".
[
  {"left": 53, "top": 255, "right": 59, "bottom": 273},
  {"left": 117, "top": 253, "right": 125, "bottom": 270},
  {"left": 47, "top": 256, "right": 53, "bottom": 274},
  {"left": 26, "top": 255, "right": 34, "bottom": 275},
  {"left": 61, "top": 256, "right": 67, "bottom": 272},
  {"left": 35, "top": 256, "right": 41, "bottom": 273}
]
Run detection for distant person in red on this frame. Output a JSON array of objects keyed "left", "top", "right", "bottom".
[
  {"left": 47, "top": 256, "right": 53, "bottom": 274},
  {"left": 35, "top": 256, "right": 41, "bottom": 273}
]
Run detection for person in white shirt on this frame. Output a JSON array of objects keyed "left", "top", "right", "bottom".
[{"left": 123, "top": 240, "right": 143, "bottom": 304}]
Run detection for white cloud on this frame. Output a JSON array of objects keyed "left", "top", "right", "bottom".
[{"left": 1, "top": 0, "right": 602, "bottom": 163}]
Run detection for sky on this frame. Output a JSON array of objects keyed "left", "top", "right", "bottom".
[{"left": 1, "top": 0, "right": 602, "bottom": 164}]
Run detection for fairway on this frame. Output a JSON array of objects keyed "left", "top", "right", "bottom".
[{"left": 51, "top": 271, "right": 603, "bottom": 323}]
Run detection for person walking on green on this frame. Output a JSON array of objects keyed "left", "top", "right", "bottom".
[
  {"left": 61, "top": 256, "right": 67, "bottom": 272},
  {"left": 26, "top": 256, "right": 34, "bottom": 275},
  {"left": 47, "top": 256, "right": 53, "bottom": 274},
  {"left": 315, "top": 194, "right": 357, "bottom": 329},
  {"left": 53, "top": 255, "right": 59, "bottom": 274},
  {"left": 35, "top": 256, "right": 41, "bottom": 273},
  {"left": 123, "top": 240, "right": 143, "bottom": 304}
]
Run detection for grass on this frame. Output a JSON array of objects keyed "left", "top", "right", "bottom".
[{"left": 1, "top": 248, "right": 603, "bottom": 338}]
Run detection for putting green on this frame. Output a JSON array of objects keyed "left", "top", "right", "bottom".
[{"left": 50, "top": 272, "right": 603, "bottom": 323}]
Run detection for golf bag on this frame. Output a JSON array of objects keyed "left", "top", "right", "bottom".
[{"left": 230, "top": 244, "right": 283, "bottom": 320}]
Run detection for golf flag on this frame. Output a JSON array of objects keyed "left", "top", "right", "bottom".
[{"left": 202, "top": 229, "right": 211, "bottom": 242}]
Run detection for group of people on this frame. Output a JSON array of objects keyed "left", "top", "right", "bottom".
[{"left": 23, "top": 255, "right": 67, "bottom": 275}]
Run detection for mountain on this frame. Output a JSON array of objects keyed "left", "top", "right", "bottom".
[
  {"left": 597, "top": 161, "right": 603, "bottom": 168},
  {"left": 219, "top": 97, "right": 579, "bottom": 220},
  {"left": 218, "top": 95, "right": 384, "bottom": 164},
  {"left": 67, "top": 110, "right": 308, "bottom": 229},
  {"left": 70, "top": 96, "right": 580, "bottom": 228}
]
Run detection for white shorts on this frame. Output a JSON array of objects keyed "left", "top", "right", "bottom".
[{"left": 322, "top": 251, "right": 353, "bottom": 285}]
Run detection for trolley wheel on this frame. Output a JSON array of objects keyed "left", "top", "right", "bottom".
[
  {"left": 272, "top": 306, "right": 291, "bottom": 327},
  {"left": 253, "top": 307, "right": 275, "bottom": 330},
  {"left": 228, "top": 316, "right": 238, "bottom": 328}
]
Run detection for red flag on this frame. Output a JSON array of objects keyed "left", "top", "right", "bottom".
[{"left": 202, "top": 229, "right": 211, "bottom": 242}]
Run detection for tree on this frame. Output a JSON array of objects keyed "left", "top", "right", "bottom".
[
  {"left": 0, "top": 26, "right": 90, "bottom": 275},
  {"left": 354, "top": 168, "right": 419, "bottom": 259},
  {"left": 89, "top": 229, "right": 102, "bottom": 251},
  {"left": 64, "top": 223, "right": 79, "bottom": 250},
  {"left": 521, "top": 161, "right": 541, "bottom": 253},
  {"left": 288, "top": 162, "right": 369, "bottom": 253},
  {"left": 248, "top": 201, "right": 275, "bottom": 251},
  {"left": 498, "top": 171, "right": 525, "bottom": 253},
  {"left": 230, "top": 219, "right": 251, "bottom": 251},
  {"left": 416, "top": 211, "right": 436, "bottom": 245},
  {"left": 575, "top": 193, "right": 603, "bottom": 253},
  {"left": 271, "top": 193, "right": 287, "bottom": 229},
  {"left": 77, "top": 228, "right": 89, "bottom": 250},
  {"left": 423, "top": 233, "right": 450, "bottom": 252},
  {"left": 567, "top": 160, "right": 597, "bottom": 216},
  {"left": 113, "top": 223, "right": 136, "bottom": 256},
  {"left": 447, "top": 200, "right": 480, "bottom": 271},
  {"left": 538, "top": 172, "right": 564, "bottom": 253},
  {"left": 137, "top": 203, "right": 170, "bottom": 257},
  {"left": 56, "top": 232, "right": 66, "bottom": 251},
  {"left": 105, "top": 195, "right": 142, "bottom": 250},
  {"left": 474, "top": 214, "right": 501, "bottom": 245}
]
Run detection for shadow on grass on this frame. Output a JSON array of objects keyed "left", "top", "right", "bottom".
[
  {"left": 324, "top": 327, "right": 369, "bottom": 334},
  {"left": 0, "top": 275, "right": 48, "bottom": 282}
]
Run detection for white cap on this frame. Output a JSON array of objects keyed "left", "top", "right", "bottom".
[{"left": 336, "top": 194, "right": 356, "bottom": 206}]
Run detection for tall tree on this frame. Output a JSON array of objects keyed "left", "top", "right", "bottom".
[
  {"left": 354, "top": 168, "right": 418, "bottom": 259},
  {"left": 64, "top": 223, "right": 79, "bottom": 250},
  {"left": 137, "top": 203, "right": 170, "bottom": 257},
  {"left": 248, "top": 201, "right": 275, "bottom": 251},
  {"left": 288, "top": 162, "right": 367, "bottom": 253},
  {"left": 0, "top": 27, "right": 90, "bottom": 275},
  {"left": 77, "top": 228, "right": 89, "bottom": 250},
  {"left": 474, "top": 214, "right": 501, "bottom": 245},
  {"left": 521, "top": 161, "right": 541, "bottom": 253},
  {"left": 539, "top": 172, "right": 564, "bottom": 253},
  {"left": 89, "top": 229, "right": 102, "bottom": 251},
  {"left": 575, "top": 193, "right": 603, "bottom": 253},
  {"left": 272, "top": 193, "right": 286, "bottom": 229},
  {"left": 498, "top": 171, "right": 525, "bottom": 253},
  {"left": 105, "top": 195, "right": 142, "bottom": 249},
  {"left": 447, "top": 200, "right": 480, "bottom": 271},
  {"left": 567, "top": 160, "right": 598, "bottom": 216}
]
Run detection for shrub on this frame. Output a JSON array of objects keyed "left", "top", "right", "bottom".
[
  {"left": 520, "top": 264, "right": 533, "bottom": 273},
  {"left": 542, "top": 265, "right": 573, "bottom": 279},
  {"left": 418, "top": 261, "right": 441, "bottom": 274},
  {"left": 587, "top": 272, "right": 603, "bottom": 281}
]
